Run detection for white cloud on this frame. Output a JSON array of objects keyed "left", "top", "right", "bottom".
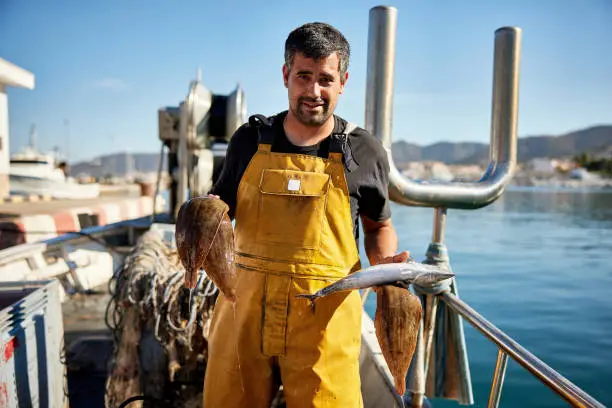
[{"left": 90, "top": 77, "right": 129, "bottom": 92}]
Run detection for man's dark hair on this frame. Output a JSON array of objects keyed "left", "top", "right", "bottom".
[{"left": 284, "top": 22, "right": 350, "bottom": 78}]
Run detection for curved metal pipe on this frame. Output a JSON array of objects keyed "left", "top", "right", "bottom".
[{"left": 365, "top": 6, "right": 522, "bottom": 209}]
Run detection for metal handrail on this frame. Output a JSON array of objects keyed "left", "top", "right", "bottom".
[
  {"left": 366, "top": 6, "right": 520, "bottom": 209},
  {"left": 441, "top": 291, "right": 606, "bottom": 408}
]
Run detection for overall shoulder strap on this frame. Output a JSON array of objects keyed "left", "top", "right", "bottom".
[
  {"left": 248, "top": 114, "right": 275, "bottom": 146},
  {"left": 344, "top": 121, "right": 358, "bottom": 136},
  {"left": 329, "top": 120, "right": 359, "bottom": 172}
]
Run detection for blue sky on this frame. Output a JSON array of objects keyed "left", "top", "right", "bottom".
[{"left": 1, "top": 0, "right": 611, "bottom": 163}]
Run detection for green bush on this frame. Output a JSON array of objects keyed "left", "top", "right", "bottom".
[{"left": 574, "top": 153, "right": 612, "bottom": 177}]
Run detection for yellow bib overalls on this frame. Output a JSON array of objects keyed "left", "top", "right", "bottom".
[{"left": 203, "top": 116, "right": 363, "bottom": 407}]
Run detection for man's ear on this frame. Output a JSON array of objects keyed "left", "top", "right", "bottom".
[
  {"left": 339, "top": 71, "right": 349, "bottom": 94},
  {"left": 282, "top": 64, "right": 289, "bottom": 88}
]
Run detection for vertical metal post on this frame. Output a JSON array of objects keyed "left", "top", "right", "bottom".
[
  {"left": 489, "top": 27, "right": 521, "bottom": 170},
  {"left": 409, "top": 323, "right": 426, "bottom": 407},
  {"left": 423, "top": 295, "right": 439, "bottom": 378},
  {"left": 365, "top": 6, "right": 397, "bottom": 146},
  {"left": 487, "top": 350, "right": 509, "bottom": 408},
  {"left": 176, "top": 102, "right": 189, "bottom": 220},
  {"left": 431, "top": 208, "right": 446, "bottom": 244},
  {"left": 421, "top": 207, "right": 446, "bottom": 400}
]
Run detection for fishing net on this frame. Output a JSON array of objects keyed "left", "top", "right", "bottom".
[
  {"left": 104, "top": 227, "right": 287, "bottom": 407},
  {"left": 104, "top": 229, "right": 218, "bottom": 407}
]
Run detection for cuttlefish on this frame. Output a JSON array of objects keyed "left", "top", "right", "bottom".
[
  {"left": 375, "top": 285, "right": 422, "bottom": 396},
  {"left": 297, "top": 259, "right": 453, "bottom": 396},
  {"left": 175, "top": 196, "right": 237, "bottom": 301}
]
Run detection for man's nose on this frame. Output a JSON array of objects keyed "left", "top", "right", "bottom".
[{"left": 307, "top": 81, "right": 321, "bottom": 98}]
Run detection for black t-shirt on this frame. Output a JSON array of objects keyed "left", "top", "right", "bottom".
[{"left": 210, "top": 111, "right": 391, "bottom": 240}]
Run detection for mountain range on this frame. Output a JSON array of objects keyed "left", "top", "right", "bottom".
[
  {"left": 70, "top": 125, "right": 612, "bottom": 176},
  {"left": 71, "top": 153, "right": 168, "bottom": 178},
  {"left": 390, "top": 125, "right": 612, "bottom": 165}
]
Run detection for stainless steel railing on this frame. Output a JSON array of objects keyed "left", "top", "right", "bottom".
[
  {"left": 366, "top": 6, "right": 520, "bottom": 210},
  {"left": 365, "top": 5, "right": 605, "bottom": 408},
  {"left": 441, "top": 292, "right": 606, "bottom": 408}
]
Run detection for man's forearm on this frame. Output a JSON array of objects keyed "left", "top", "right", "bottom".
[{"left": 364, "top": 222, "right": 399, "bottom": 266}]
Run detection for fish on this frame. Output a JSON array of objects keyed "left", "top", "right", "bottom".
[
  {"left": 175, "top": 196, "right": 237, "bottom": 301},
  {"left": 295, "top": 260, "right": 453, "bottom": 303},
  {"left": 374, "top": 285, "right": 422, "bottom": 396}
]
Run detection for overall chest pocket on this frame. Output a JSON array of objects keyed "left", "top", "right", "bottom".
[{"left": 256, "top": 169, "right": 330, "bottom": 250}]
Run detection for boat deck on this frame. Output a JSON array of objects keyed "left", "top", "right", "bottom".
[{"left": 62, "top": 288, "right": 114, "bottom": 408}]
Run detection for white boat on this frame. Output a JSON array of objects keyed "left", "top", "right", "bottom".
[{"left": 9, "top": 143, "right": 100, "bottom": 200}]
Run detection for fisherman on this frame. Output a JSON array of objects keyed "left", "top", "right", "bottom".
[{"left": 204, "top": 21, "right": 409, "bottom": 407}]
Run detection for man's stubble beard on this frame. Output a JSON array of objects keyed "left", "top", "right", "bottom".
[{"left": 293, "top": 97, "right": 332, "bottom": 127}]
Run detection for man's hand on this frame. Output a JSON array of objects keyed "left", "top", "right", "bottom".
[
  {"left": 373, "top": 250, "right": 410, "bottom": 266},
  {"left": 371, "top": 250, "right": 410, "bottom": 294}
]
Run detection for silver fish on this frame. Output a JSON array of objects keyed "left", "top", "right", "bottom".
[{"left": 295, "top": 260, "right": 454, "bottom": 302}]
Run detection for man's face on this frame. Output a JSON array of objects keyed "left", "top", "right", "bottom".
[{"left": 283, "top": 52, "right": 348, "bottom": 127}]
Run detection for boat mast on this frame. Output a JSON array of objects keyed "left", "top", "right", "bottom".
[
  {"left": 64, "top": 118, "right": 70, "bottom": 164},
  {"left": 29, "top": 124, "right": 36, "bottom": 150}
]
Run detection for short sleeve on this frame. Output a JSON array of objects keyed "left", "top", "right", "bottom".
[
  {"left": 209, "top": 124, "right": 258, "bottom": 219},
  {"left": 350, "top": 129, "right": 392, "bottom": 222}
]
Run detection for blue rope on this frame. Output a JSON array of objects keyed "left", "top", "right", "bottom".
[{"left": 412, "top": 278, "right": 453, "bottom": 296}]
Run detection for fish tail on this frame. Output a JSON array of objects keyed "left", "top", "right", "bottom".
[{"left": 184, "top": 268, "right": 198, "bottom": 289}]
